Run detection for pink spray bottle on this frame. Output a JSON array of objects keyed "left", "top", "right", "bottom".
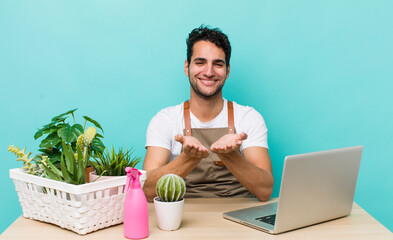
[{"left": 124, "top": 167, "right": 149, "bottom": 239}]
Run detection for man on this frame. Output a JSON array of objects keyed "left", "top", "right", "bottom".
[{"left": 143, "top": 25, "right": 273, "bottom": 202}]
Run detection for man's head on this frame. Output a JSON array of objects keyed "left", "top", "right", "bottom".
[
  {"left": 185, "top": 25, "right": 231, "bottom": 100},
  {"left": 186, "top": 25, "right": 231, "bottom": 67}
]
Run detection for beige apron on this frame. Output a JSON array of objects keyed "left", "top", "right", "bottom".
[{"left": 182, "top": 101, "right": 250, "bottom": 198}]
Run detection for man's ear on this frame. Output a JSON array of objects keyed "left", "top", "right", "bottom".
[{"left": 184, "top": 60, "right": 189, "bottom": 76}]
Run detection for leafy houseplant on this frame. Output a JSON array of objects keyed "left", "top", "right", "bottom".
[
  {"left": 154, "top": 174, "right": 186, "bottom": 231},
  {"left": 8, "top": 108, "right": 105, "bottom": 184},
  {"left": 33, "top": 108, "right": 105, "bottom": 166},
  {"left": 91, "top": 147, "right": 142, "bottom": 177}
]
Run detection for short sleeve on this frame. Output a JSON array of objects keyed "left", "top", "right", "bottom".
[
  {"left": 145, "top": 110, "right": 175, "bottom": 151},
  {"left": 239, "top": 107, "right": 268, "bottom": 150}
]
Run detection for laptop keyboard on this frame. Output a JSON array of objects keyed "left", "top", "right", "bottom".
[{"left": 255, "top": 214, "right": 276, "bottom": 225}]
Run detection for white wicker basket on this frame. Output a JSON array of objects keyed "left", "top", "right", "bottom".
[{"left": 9, "top": 168, "right": 146, "bottom": 235}]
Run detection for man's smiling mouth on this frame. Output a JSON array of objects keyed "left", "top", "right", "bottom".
[{"left": 199, "top": 79, "right": 218, "bottom": 86}]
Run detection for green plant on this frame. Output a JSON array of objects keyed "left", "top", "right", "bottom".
[
  {"left": 8, "top": 145, "right": 44, "bottom": 176},
  {"left": 33, "top": 109, "right": 105, "bottom": 165},
  {"left": 91, "top": 147, "right": 142, "bottom": 176},
  {"left": 155, "top": 174, "right": 186, "bottom": 202},
  {"left": 41, "top": 141, "right": 90, "bottom": 185}
]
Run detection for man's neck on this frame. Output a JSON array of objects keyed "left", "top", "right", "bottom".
[{"left": 189, "top": 94, "right": 224, "bottom": 123}]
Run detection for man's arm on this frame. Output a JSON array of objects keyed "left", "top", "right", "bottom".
[
  {"left": 142, "top": 135, "right": 209, "bottom": 202},
  {"left": 211, "top": 133, "right": 274, "bottom": 201}
]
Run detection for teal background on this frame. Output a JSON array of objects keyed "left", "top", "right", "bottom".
[{"left": 1, "top": 0, "right": 392, "bottom": 233}]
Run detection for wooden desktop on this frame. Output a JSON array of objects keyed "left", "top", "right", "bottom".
[{"left": 1, "top": 198, "right": 391, "bottom": 240}]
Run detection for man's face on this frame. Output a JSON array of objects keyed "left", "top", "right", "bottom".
[{"left": 185, "top": 40, "right": 230, "bottom": 99}]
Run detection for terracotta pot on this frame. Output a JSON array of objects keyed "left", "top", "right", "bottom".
[{"left": 85, "top": 166, "right": 95, "bottom": 183}]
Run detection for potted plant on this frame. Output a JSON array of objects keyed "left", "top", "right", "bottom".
[
  {"left": 89, "top": 146, "right": 142, "bottom": 180},
  {"left": 8, "top": 109, "right": 132, "bottom": 235},
  {"left": 89, "top": 146, "right": 144, "bottom": 195},
  {"left": 154, "top": 174, "right": 186, "bottom": 231}
]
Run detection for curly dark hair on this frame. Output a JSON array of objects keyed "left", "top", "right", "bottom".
[{"left": 186, "top": 25, "right": 231, "bottom": 66}]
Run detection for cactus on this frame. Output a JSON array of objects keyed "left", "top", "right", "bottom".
[
  {"left": 76, "top": 134, "right": 84, "bottom": 149},
  {"left": 156, "top": 174, "right": 186, "bottom": 202},
  {"left": 74, "top": 127, "right": 97, "bottom": 161},
  {"left": 83, "top": 127, "right": 97, "bottom": 147}
]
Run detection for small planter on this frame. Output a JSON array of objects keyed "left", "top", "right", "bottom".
[
  {"left": 88, "top": 170, "right": 146, "bottom": 196},
  {"left": 154, "top": 197, "right": 184, "bottom": 231},
  {"left": 9, "top": 168, "right": 146, "bottom": 235},
  {"left": 85, "top": 166, "right": 95, "bottom": 182}
]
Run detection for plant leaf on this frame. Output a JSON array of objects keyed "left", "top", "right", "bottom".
[
  {"left": 60, "top": 152, "right": 73, "bottom": 184},
  {"left": 39, "top": 132, "right": 62, "bottom": 148},
  {"left": 51, "top": 116, "right": 68, "bottom": 124},
  {"left": 95, "top": 133, "right": 104, "bottom": 138},
  {"left": 34, "top": 121, "right": 56, "bottom": 140},
  {"left": 58, "top": 124, "right": 81, "bottom": 143},
  {"left": 51, "top": 108, "right": 78, "bottom": 122},
  {"left": 91, "top": 137, "right": 105, "bottom": 154},
  {"left": 73, "top": 124, "right": 84, "bottom": 135},
  {"left": 34, "top": 128, "right": 45, "bottom": 140},
  {"left": 44, "top": 157, "right": 63, "bottom": 177},
  {"left": 61, "top": 141, "right": 74, "bottom": 173},
  {"left": 83, "top": 116, "right": 104, "bottom": 133},
  {"left": 76, "top": 146, "right": 86, "bottom": 184},
  {"left": 42, "top": 163, "right": 62, "bottom": 181}
]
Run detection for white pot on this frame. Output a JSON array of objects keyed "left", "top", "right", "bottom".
[
  {"left": 89, "top": 170, "right": 146, "bottom": 196},
  {"left": 153, "top": 197, "right": 184, "bottom": 231}
]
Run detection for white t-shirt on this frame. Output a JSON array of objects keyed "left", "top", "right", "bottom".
[{"left": 145, "top": 99, "right": 268, "bottom": 162}]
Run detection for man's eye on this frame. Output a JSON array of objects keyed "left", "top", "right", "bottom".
[{"left": 195, "top": 62, "right": 204, "bottom": 65}]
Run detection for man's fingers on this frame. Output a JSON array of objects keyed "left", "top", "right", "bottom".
[
  {"left": 240, "top": 132, "right": 248, "bottom": 140},
  {"left": 189, "top": 146, "right": 197, "bottom": 156},
  {"left": 175, "top": 134, "right": 184, "bottom": 143}
]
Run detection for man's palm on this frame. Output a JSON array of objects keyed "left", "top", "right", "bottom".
[
  {"left": 211, "top": 132, "right": 248, "bottom": 154},
  {"left": 175, "top": 134, "right": 209, "bottom": 159}
]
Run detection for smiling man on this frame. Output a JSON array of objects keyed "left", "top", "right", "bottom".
[{"left": 142, "top": 25, "right": 274, "bottom": 202}]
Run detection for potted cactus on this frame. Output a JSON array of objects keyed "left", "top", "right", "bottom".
[{"left": 154, "top": 174, "right": 186, "bottom": 231}]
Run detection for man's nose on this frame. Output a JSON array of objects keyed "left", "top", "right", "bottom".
[{"left": 203, "top": 63, "right": 215, "bottom": 77}]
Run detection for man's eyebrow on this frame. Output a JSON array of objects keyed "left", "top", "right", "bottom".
[
  {"left": 193, "top": 58, "right": 226, "bottom": 64},
  {"left": 213, "top": 59, "right": 226, "bottom": 64},
  {"left": 193, "top": 57, "right": 207, "bottom": 62}
]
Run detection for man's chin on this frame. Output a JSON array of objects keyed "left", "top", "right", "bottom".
[{"left": 195, "top": 89, "right": 223, "bottom": 99}]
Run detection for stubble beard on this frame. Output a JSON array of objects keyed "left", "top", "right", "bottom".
[{"left": 189, "top": 78, "right": 224, "bottom": 100}]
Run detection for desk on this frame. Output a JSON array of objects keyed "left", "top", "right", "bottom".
[{"left": 1, "top": 198, "right": 391, "bottom": 240}]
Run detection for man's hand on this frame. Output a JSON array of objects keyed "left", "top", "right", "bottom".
[
  {"left": 211, "top": 132, "right": 248, "bottom": 154},
  {"left": 175, "top": 134, "right": 209, "bottom": 159}
]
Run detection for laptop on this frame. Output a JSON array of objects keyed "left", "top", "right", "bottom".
[{"left": 223, "top": 145, "right": 363, "bottom": 234}]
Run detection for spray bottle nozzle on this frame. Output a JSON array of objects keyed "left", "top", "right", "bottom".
[{"left": 124, "top": 167, "right": 142, "bottom": 193}]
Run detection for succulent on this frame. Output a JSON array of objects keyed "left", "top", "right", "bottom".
[
  {"left": 8, "top": 145, "right": 44, "bottom": 176},
  {"left": 91, "top": 146, "right": 142, "bottom": 176},
  {"left": 156, "top": 174, "right": 186, "bottom": 202}
]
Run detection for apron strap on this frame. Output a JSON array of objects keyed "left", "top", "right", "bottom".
[
  {"left": 183, "top": 100, "right": 235, "bottom": 136},
  {"left": 227, "top": 101, "right": 235, "bottom": 134},
  {"left": 184, "top": 101, "right": 192, "bottom": 136}
]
